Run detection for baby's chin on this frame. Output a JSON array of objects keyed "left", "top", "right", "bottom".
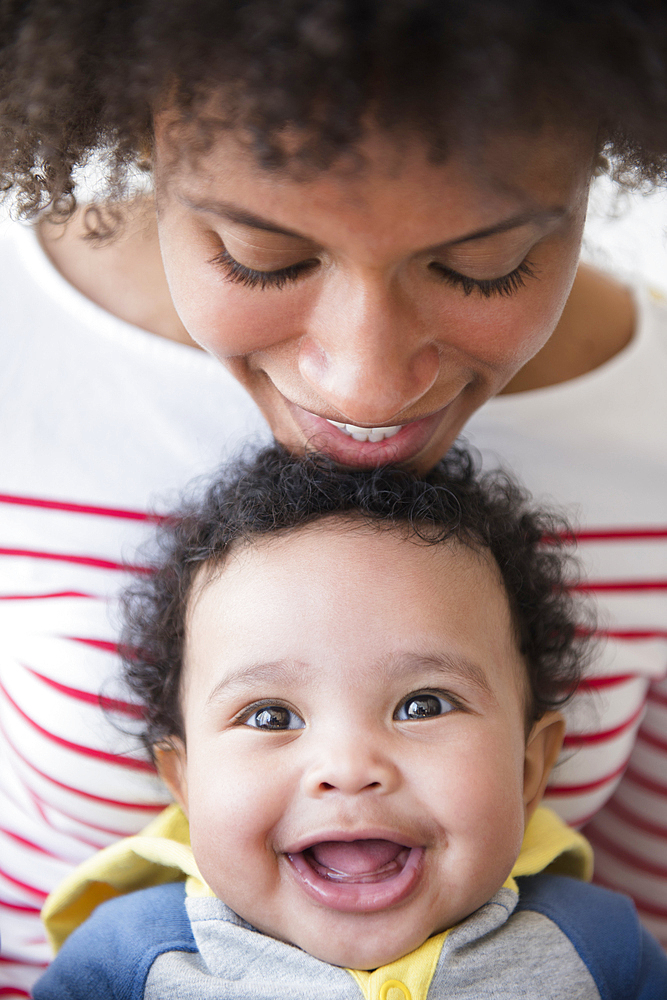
[
  {"left": 242, "top": 891, "right": 458, "bottom": 970},
  {"left": 271, "top": 913, "right": 447, "bottom": 971}
]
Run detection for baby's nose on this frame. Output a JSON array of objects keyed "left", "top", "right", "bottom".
[{"left": 303, "top": 739, "right": 400, "bottom": 797}]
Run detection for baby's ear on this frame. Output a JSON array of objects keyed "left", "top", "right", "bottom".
[
  {"left": 523, "top": 712, "right": 565, "bottom": 821},
  {"left": 154, "top": 738, "right": 189, "bottom": 816}
]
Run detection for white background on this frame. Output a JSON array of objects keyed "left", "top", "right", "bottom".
[{"left": 584, "top": 174, "right": 667, "bottom": 292}]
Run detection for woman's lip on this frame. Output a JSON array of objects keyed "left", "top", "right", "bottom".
[
  {"left": 284, "top": 399, "right": 450, "bottom": 468},
  {"left": 285, "top": 845, "right": 424, "bottom": 913}
]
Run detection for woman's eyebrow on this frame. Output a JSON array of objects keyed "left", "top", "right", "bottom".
[
  {"left": 180, "top": 194, "right": 566, "bottom": 247},
  {"left": 179, "top": 195, "right": 308, "bottom": 239},
  {"left": 443, "top": 207, "right": 567, "bottom": 247}
]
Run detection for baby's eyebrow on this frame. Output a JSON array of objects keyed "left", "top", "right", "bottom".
[
  {"left": 380, "top": 652, "right": 496, "bottom": 701},
  {"left": 205, "top": 659, "right": 310, "bottom": 705},
  {"left": 205, "top": 652, "right": 496, "bottom": 706}
]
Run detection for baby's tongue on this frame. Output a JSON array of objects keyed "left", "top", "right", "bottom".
[{"left": 309, "top": 839, "right": 403, "bottom": 876}]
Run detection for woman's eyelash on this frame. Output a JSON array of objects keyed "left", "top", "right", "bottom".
[
  {"left": 211, "top": 244, "right": 537, "bottom": 298},
  {"left": 209, "top": 246, "right": 318, "bottom": 290},
  {"left": 429, "top": 259, "right": 537, "bottom": 298}
]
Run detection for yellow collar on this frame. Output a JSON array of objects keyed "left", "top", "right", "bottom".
[
  {"left": 42, "top": 803, "right": 592, "bottom": 962},
  {"left": 347, "top": 808, "right": 592, "bottom": 1000}
]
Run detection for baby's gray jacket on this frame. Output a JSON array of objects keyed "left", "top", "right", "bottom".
[{"left": 34, "top": 874, "right": 667, "bottom": 999}]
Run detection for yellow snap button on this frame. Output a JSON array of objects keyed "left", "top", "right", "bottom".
[{"left": 379, "top": 980, "right": 412, "bottom": 1000}]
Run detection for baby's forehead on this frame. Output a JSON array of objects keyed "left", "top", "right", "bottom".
[
  {"left": 184, "top": 517, "right": 527, "bottom": 703},
  {"left": 193, "top": 515, "right": 507, "bottom": 612}
]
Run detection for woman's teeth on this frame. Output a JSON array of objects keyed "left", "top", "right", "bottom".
[{"left": 325, "top": 419, "right": 404, "bottom": 443}]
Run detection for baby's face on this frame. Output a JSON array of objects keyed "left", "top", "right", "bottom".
[{"left": 161, "top": 522, "right": 562, "bottom": 969}]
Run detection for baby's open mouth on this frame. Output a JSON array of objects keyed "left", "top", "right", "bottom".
[
  {"left": 305, "top": 839, "right": 410, "bottom": 883},
  {"left": 286, "top": 838, "right": 424, "bottom": 912}
]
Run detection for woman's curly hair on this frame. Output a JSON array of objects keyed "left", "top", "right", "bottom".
[
  {"left": 121, "top": 444, "right": 593, "bottom": 754},
  {"left": 3, "top": 1, "right": 667, "bottom": 222}
]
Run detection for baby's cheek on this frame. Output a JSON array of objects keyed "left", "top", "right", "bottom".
[
  {"left": 186, "top": 767, "right": 281, "bottom": 901},
  {"left": 448, "top": 740, "right": 526, "bottom": 850}
]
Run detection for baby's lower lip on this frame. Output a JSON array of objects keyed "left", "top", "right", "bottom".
[
  {"left": 285, "top": 841, "right": 424, "bottom": 912},
  {"left": 284, "top": 400, "right": 448, "bottom": 468}
]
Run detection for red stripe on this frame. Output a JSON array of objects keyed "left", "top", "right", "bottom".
[
  {"left": 604, "top": 796, "right": 667, "bottom": 839},
  {"left": 24, "top": 666, "right": 144, "bottom": 719},
  {"left": 24, "top": 785, "right": 143, "bottom": 841},
  {"left": 0, "top": 989, "right": 32, "bottom": 997},
  {"left": 0, "top": 715, "right": 165, "bottom": 810},
  {"left": 66, "top": 635, "right": 118, "bottom": 654},
  {"left": 25, "top": 785, "right": 49, "bottom": 827},
  {"left": 0, "top": 748, "right": 151, "bottom": 843},
  {"left": 0, "top": 726, "right": 164, "bottom": 841},
  {"left": 545, "top": 758, "right": 629, "bottom": 795},
  {"left": 0, "top": 677, "right": 155, "bottom": 773},
  {"left": 587, "top": 826, "right": 667, "bottom": 878},
  {"left": 0, "top": 898, "right": 41, "bottom": 913},
  {"left": 571, "top": 806, "right": 604, "bottom": 828},
  {"left": 592, "top": 629, "right": 667, "bottom": 640},
  {"left": 0, "top": 546, "right": 149, "bottom": 573},
  {"left": 637, "top": 727, "right": 667, "bottom": 754},
  {"left": 578, "top": 673, "right": 636, "bottom": 691},
  {"left": 0, "top": 826, "right": 68, "bottom": 862},
  {"left": 562, "top": 703, "right": 644, "bottom": 746},
  {"left": 648, "top": 688, "right": 667, "bottom": 709},
  {"left": 574, "top": 527, "right": 667, "bottom": 541},
  {"left": 0, "top": 590, "right": 96, "bottom": 601},
  {"left": 0, "top": 491, "right": 164, "bottom": 522},
  {"left": 623, "top": 766, "right": 667, "bottom": 796},
  {"left": 0, "top": 864, "right": 47, "bottom": 900},
  {"left": 572, "top": 579, "right": 667, "bottom": 592}
]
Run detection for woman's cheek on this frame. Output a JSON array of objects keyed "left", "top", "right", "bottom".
[
  {"left": 172, "top": 264, "right": 315, "bottom": 360},
  {"left": 448, "top": 255, "right": 578, "bottom": 372}
]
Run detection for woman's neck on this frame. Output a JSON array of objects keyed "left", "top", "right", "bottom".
[{"left": 37, "top": 199, "right": 197, "bottom": 348}]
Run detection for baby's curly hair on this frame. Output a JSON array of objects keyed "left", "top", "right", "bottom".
[
  {"left": 121, "top": 444, "right": 592, "bottom": 754},
  {"left": 2, "top": 1, "right": 667, "bottom": 223}
]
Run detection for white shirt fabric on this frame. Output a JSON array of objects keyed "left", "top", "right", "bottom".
[
  {"left": 465, "top": 286, "right": 667, "bottom": 944},
  {"left": 0, "top": 224, "right": 269, "bottom": 996},
  {"left": 0, "top": 223, "right": 665, "bottom": 994}
]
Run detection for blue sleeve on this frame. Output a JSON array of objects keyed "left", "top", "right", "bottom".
[
  {"left": 517, "top": 874, "right": 667, "bottom": 1000},
  {"left": 32, "top": 882, "right": 197, "bottom": 1000}
]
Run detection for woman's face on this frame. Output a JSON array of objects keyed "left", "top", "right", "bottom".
[{"left": 154, "top": 121, "right": 595, "bottom": 471}]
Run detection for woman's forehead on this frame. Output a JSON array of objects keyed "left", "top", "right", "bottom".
[{"left": 154, "top": 115, "right": 596, "bottom": 238}]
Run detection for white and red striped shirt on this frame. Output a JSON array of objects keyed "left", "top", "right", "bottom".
[
  {"left": 0, "top": 224, "right": 269, "bottom": 996},
  {"left": 466, "top": 288, "right": 667, "bottom": 945},
  {"left": 0, "top": 222, "right": 665, "bottom": 994}
]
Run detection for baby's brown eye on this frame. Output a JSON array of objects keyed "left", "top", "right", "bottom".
[
  {"left": 395, "top": 694, "right": 454, "bottom": 720},
  {"left": 245, "top": 705, "right": 305, "bottom": 730}
]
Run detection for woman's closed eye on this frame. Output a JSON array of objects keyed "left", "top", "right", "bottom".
[
  {"left": 394, "top": 691, "right": 458, "bottom": 721},
  {"left": 428, "top": 258, "right": 537, "bottom": 298},
  {"left": 211, "top": 242, "right": 537, "bottom": 298},
  {"left": 242, "top": 702, "right": 306, "bottom": 730},
  {"left": 210, "top": 246, "right": 320, "bottom": 290}
]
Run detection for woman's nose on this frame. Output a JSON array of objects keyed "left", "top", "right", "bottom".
[
  {"left": 303, "top": 734, "right": 401, "bottom": 798},
  {"left": 298, "top": 275, "right": 440, "bottom": 425}
]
